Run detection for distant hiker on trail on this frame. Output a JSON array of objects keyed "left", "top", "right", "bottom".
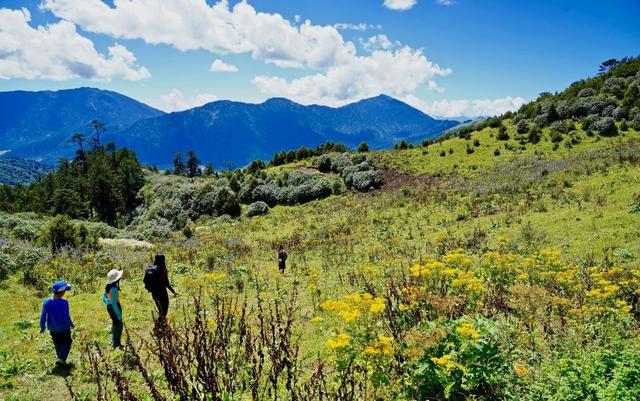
[
  {"left": 277, "top": 245, "right": 288, "bottom": 274},
  {"left": 40, "top": 281, "right": 74, "bottom": 367},
  {"left": 103, "top": 269, "right": 123, "bottom": 349},
  {"left": 144, "top": 254, "right": 176, "bottom": 319}
]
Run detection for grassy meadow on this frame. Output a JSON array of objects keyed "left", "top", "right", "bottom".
[{"left": 1, "top": 124, "right": 640, "bottom": 400}]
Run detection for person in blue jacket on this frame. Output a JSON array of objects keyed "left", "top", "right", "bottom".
[
  {"left": 39, "top": 281, "right": 75, "bottom": 366},
  {"left": 103, "top": 269, "right": 124, "bottom": 349}
]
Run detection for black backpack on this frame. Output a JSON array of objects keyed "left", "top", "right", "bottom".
[{"left": 143, "top": 265, "right": 161, "bottom": 292}]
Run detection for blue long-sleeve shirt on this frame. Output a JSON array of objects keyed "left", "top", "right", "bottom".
[
  {"left": 40, "top": 298, "right": 74, "bottom": 333},
  {"left": 103, "top": 286, "right": 122, "bottom": 321}
]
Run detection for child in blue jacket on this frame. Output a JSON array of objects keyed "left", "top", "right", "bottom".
[{"left": 39, "top": 281, "right": 75, "bottom": 366}]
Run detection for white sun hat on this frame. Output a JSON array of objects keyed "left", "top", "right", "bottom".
[{"left": 106, "top": 269, "right": 124, "bottom": 285}]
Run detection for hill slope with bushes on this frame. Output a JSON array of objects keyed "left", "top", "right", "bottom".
[{"left": 0, "top": 57, "right": 639, "bottom": 401}]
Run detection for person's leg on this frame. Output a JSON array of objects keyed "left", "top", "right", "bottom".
[
  {"left": 153, "top": 291, "right": 169, "bottom": 318},
  {"left": 57, "top": 330, "right": 72, "bottom": 362},
  {"left": 107, "top": 305, "right": 122, "bottom": 348},
  {"left": 50, "top": 331, "right": 64, "bottom": 361},
  {"left": 113, "top": 319, "right": 123, "bottom": 348}
]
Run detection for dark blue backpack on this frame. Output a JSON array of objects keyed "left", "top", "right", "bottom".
[{"left": 143, "top": 265, "right": 161, "bottom": 292}]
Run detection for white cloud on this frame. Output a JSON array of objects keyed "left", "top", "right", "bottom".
[
  {"left": 383, "top": 0, "right": 417, "bottom": 11},
  {"left": 360, "top": 34, "right": 399, "bottom": 52},
  {"left": 41, "top": 0, "right": 356, "bottom": 69},
  {"left": 436, "top": 0, "right": 455, "bottom": 5},
  {"left": 402, "top": 95, "right": 527, "bottom": 118},
  {"left": 41, "top": 0, "right": 452, "bottom": 105},
  {"left": 0, "top": 7, "right": 149, "bottom": 81},
  {"left": 210, "top": 59, "right": 238, "bottom": 72},
  {"left": 427, "top": 80, "right": 444, "bottom": 93},
  {"left": 158, "top": 88, "right": 218, "bottom": 112},
  {"left": 334, "top": 23, "right": 381, "bottom": 31},
  {"left": 253, "top": 47, "right": 451, "bottom": 106}
]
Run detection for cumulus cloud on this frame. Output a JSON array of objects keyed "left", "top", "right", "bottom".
[
  {"left": 253, "top": 47, "right": 451, "bottom": 106},
  {"left": 41, "top": 0, "right": 452, "bottom": 105},
  {"left": 210, "top": 59, "right": 238, "bottom": 72},
  {"left": 383, "top": 0, "right": 417, "bottom": 11},
  {"left": 360, "top": 34, "right": 399, "bottom": 52},
  {"left": 41, "top": 0, "right": 355, "bottom": 69},
  {"left": 158, "top": 88, "right": 218, "bottom": 112},
  {"left": 334, "top": 23, "right": 381, "bottom": 31},
  {"left": 402, "top": 95, "right": 527, "bottom": 118},
  {"left": 0, "top": 7, "right": 149, "bottom": 81}
]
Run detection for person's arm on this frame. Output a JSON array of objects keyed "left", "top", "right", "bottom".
[
  {"left": 110, "top": 287, "right": 123, "bottom": 321},
  {"left": 64, "top": 300, "right": 75, "bottom": 329},
  {"left": 39, "top": 300, "right": 48, "bottom": 333},
  {"left": 163, "top": 270, "right": 176, "bottom": 294}
]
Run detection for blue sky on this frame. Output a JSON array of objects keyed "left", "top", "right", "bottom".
[{"left": 0, "top": 0, "right": 638, "bottom": 117}]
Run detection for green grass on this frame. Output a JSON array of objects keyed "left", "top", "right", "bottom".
[{"left": 1, "top": 130, "right": 640, "bottom": 399}]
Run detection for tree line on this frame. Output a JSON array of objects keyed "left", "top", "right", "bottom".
[{"left": 0, "top": 121, "right": 145, "bottom": 227}]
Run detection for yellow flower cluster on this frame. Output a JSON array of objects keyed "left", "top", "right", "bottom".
[
  {"left": 204, "top": 273, "right": 226, "bottom": 281},
  {"left": 456, "top": 322, "right": 479, "bottom": 339},
  {"left": 364, "top": 335, "right": 394, "bottom": 356},
  {"left": 327, "top": 333, "right": 351, "bottom": 349},
  {"left": 431, "top": 354, "right": 456, "bottom": 369},
  {"left": 322, "top": 293, "right": 386, "bottom": 323}
]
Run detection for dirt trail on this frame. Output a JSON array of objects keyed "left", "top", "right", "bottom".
[{"left": 378, "top": 169, "right": 435, "bottom": 192}]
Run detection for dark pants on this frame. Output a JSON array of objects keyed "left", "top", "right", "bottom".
[
  {"left": 107, "top": 304, "right": 123, "bottom": 348},
  {"left": 152, "top": 290, "right": 169, "bottom": 318},
  {"left": 50, "top": 330, "right": 72, "bottom": 362}
]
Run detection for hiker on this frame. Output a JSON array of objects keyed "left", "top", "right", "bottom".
[
  {"left": 144, "top": 254, "right": 176, "bottom": 319},
  {"left": 103, "top": 269, "right": 124, "bottom": 349},
  {"left": 277, "top": 245, "right": 288, "bottom": 274},
  {"left": 39, "top": 281, "right": 75, "bottom": 367}
]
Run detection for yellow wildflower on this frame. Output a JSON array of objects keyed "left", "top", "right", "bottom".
[
  {"left": 456, "top": 322, "right": 479, "bottom": 339},
  {"left": 327, "top": 333, "right": 351, "bottom": 349}
]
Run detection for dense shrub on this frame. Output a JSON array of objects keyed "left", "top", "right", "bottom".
[
  {"left": 496, "top": 125, "right": 510, "bottom": 141},
  {"left": 550, "top": 131, "right": 564, "bottom": 143},
  {"left": 591, "top": 117, "right": 618, "bottom": 136},
  {"left": 578, "top": 88, "right": 597, "bottom": 97},
  {"left": 0, "top": 248, "right": 14, "bottom": 280},
  {"left": 601, "top": 76, "right": 627, "bottom": 98},
  {"left": 358, "top": 142, "right": 369, "bottom": 152},
  {"left": 43, "top": 215, "right": 79, "bottom": 253},
  {"left": 549, "top": 119, "right": 575, "bottom": 134},
  {"left": 613, "top": 106, "right": 629, "bottom": 121},
  {"left": 246, "top": 201, "right": 269, "bottom": 217},
  {"left": 516, "top": 119, "right": 529, "bottom": 134},
  {"left": 349, "top": 170, "right": 384, "bottom": 191},
  {"left": 11, "top": 224, "right": 39, "bottom": 241}
]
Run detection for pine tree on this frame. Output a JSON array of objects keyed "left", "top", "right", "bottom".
[{"left": 186, "top": 150, "right": 201, "bottom": 178}]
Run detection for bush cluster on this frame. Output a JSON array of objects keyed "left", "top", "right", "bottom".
[{"left": 315, "top": 153, "right": 384, "bottom": 191}]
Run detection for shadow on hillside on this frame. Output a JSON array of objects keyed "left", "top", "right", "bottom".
[{"left": 50, "top": 362, "right": 75, "bottom": 377}]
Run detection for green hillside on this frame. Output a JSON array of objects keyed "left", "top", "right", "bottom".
[
  {"left": 1, "top": 57, "right": 640, "bottom": 401},
  {"left": 0, "top": 158, "right": 52, "bottom": 186}
]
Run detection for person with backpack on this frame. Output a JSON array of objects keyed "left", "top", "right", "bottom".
[
  {"left": 40, "top": 281, "right": 75, "bottom": 367},
  {"left": 277, "top": 245, "right": 288, "bottom": 274},
  {"left": 103, "top": 269, "right": 123, "bottom": 349},
  {"left": 144, "top": 254, "right": 176, "bottom": 319}
]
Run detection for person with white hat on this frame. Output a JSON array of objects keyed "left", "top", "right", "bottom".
[
  {"left": 103, "top": 269, "right": 124, "bottom": 348},
  {"left": 39, "top": 281, "right": 75, "bottom": 367}
]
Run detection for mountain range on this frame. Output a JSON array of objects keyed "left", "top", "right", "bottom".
[{"left": 0, "top": 87, "right": 459, "bottom": 169}]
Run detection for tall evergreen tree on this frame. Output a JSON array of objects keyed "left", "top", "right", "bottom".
[
  {"left": 173, "top": 152, "right": 186, "bottom": 175},
  {"left": 186, "top": 150, "right": 201, "bottom": 178}
]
